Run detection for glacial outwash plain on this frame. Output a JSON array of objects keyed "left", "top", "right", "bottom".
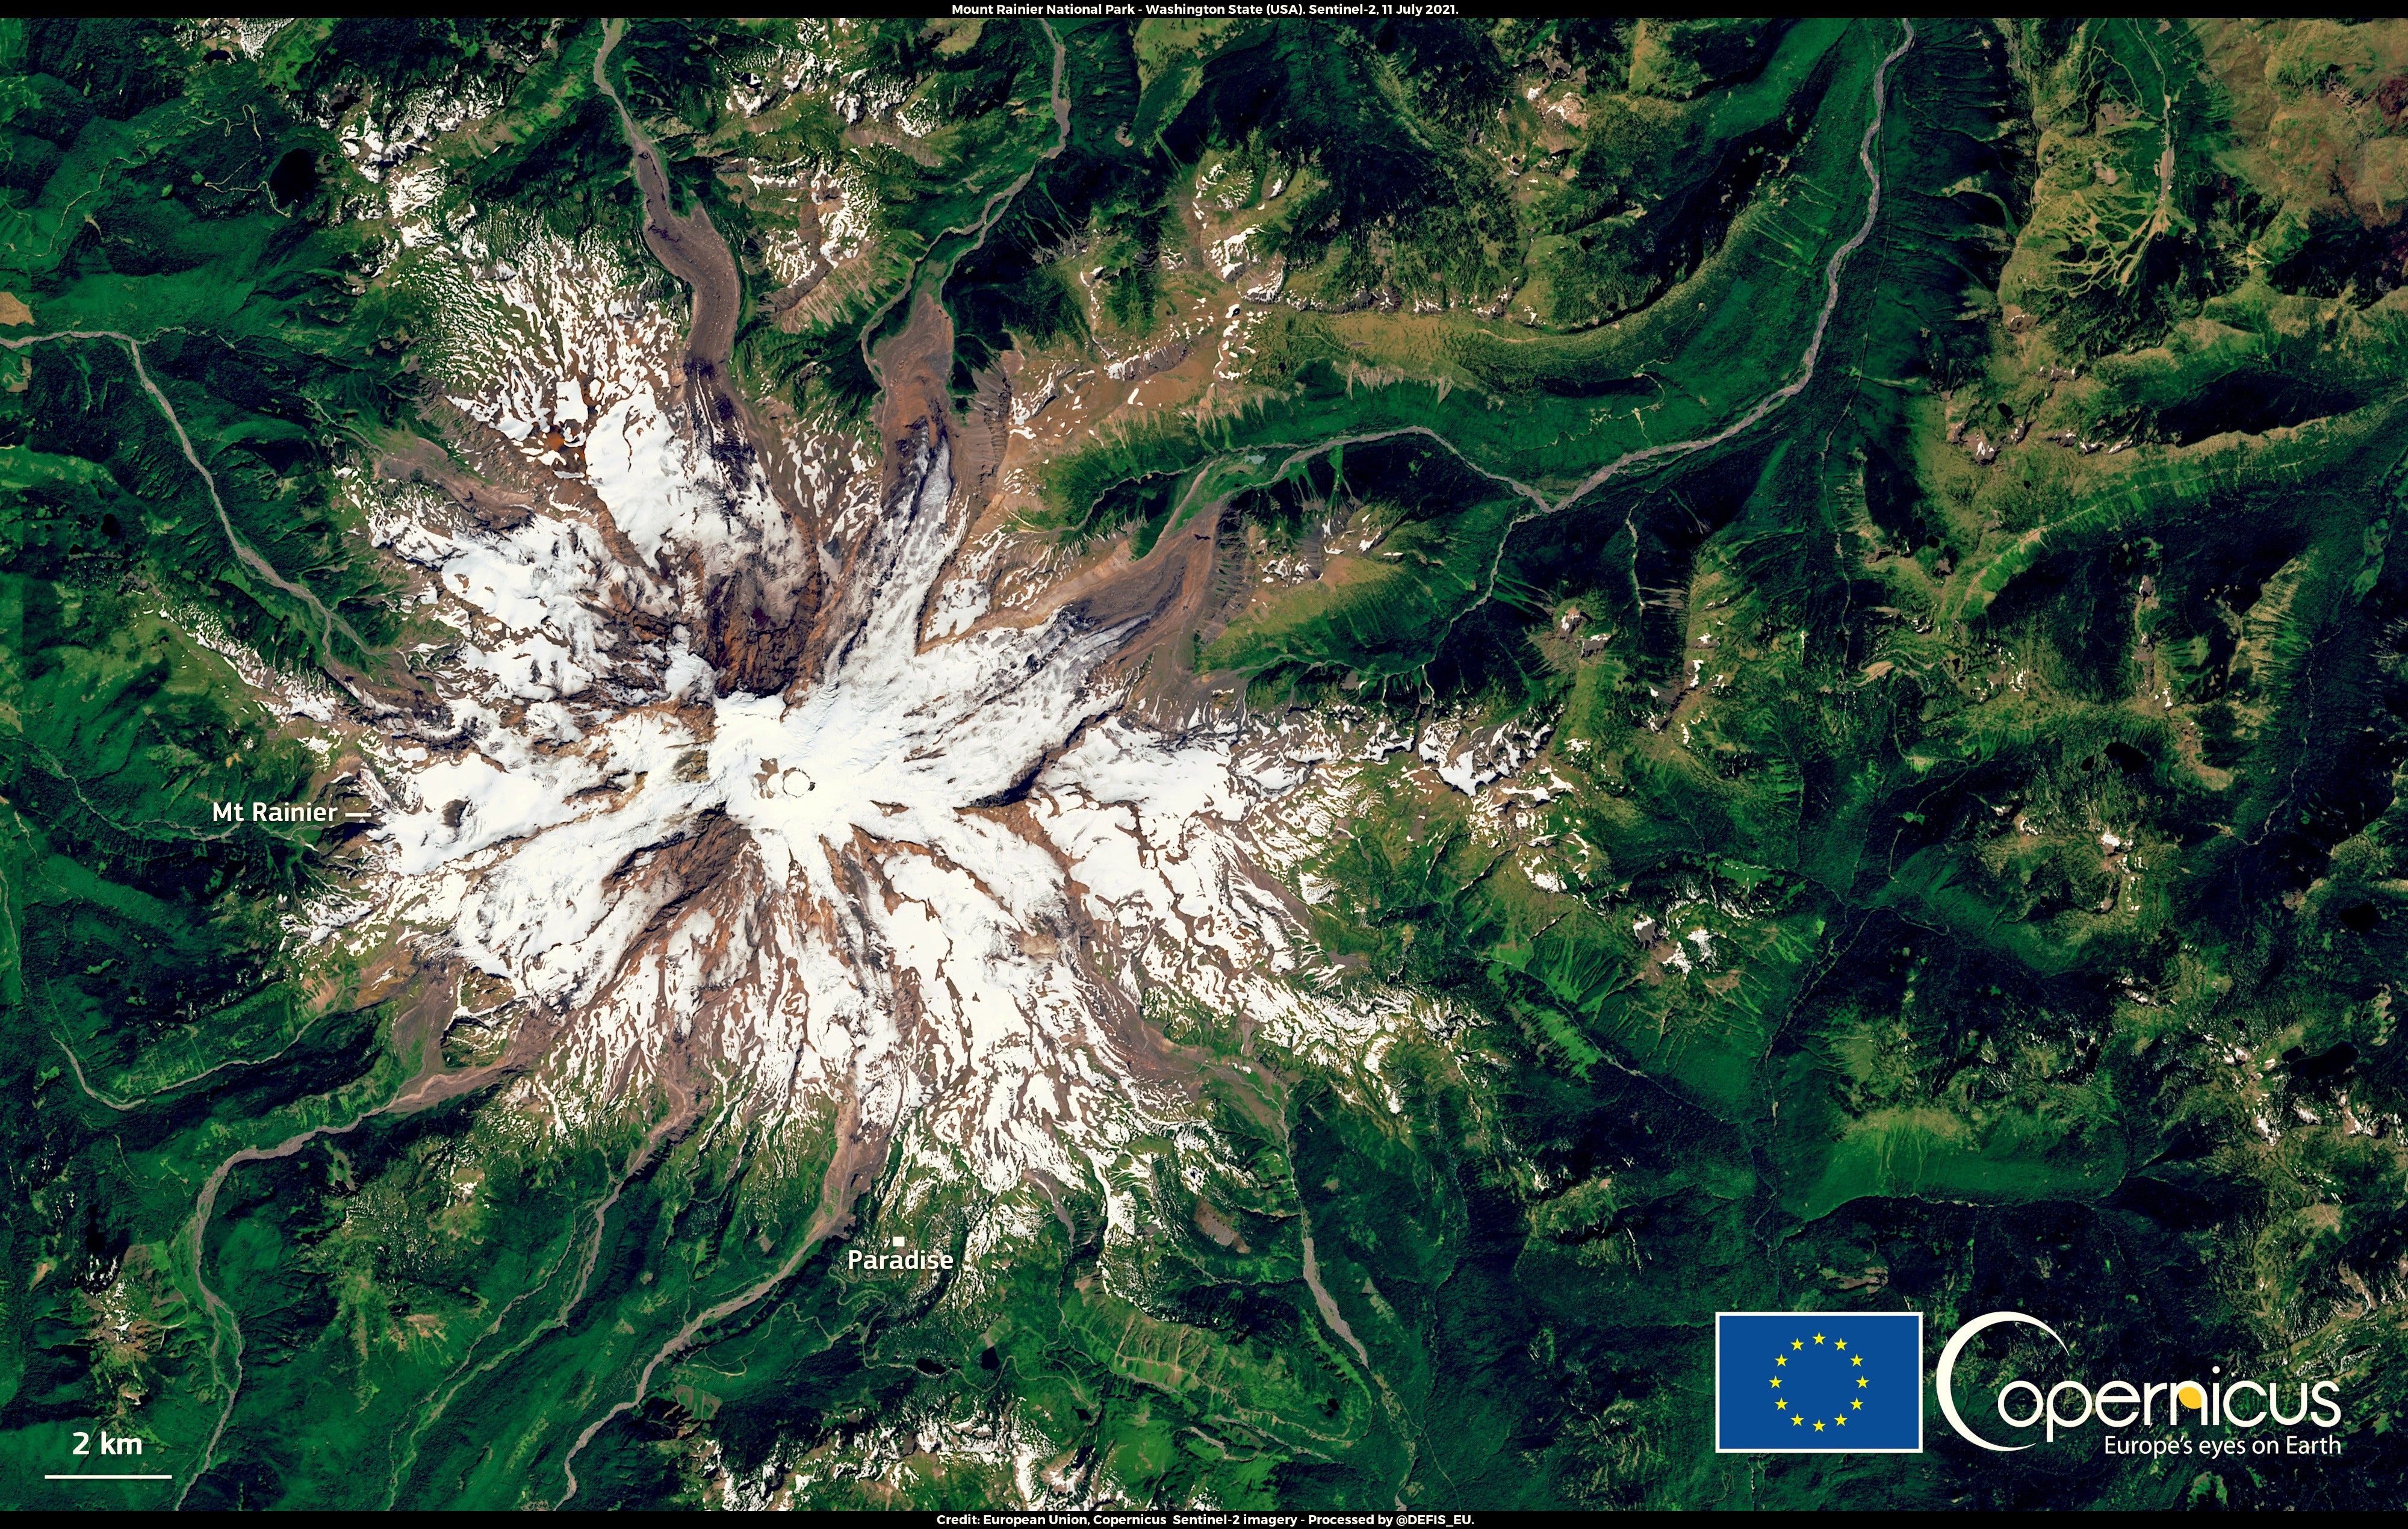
[{"left": 2, "top": 14, "right": 2407, "bottom": 1510}]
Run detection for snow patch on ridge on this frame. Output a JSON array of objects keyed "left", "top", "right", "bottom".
[{"left": 1417, "top": 709, "right": 1553, "bottom": 794}]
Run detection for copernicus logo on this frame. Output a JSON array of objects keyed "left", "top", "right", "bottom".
[
  {"left": 1936, "top": 1310, "right": 2343, "bottom": 1450},
  {"left": 1714, "top": 1311, "right": 1924, "bottom": 1453}
]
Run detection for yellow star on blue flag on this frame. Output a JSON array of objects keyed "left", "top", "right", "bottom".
[{"left": 1715, "top": 1311, "right": 1923, "bottom": 1453}]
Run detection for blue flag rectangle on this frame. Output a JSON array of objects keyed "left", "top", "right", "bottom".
[{"left": 1715, "top": 1310, "right": 1923, "bottom": 1453}]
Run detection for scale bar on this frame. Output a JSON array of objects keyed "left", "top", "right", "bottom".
[{"left": 47, "top": 1473, "right": 172, "bottom": 1480}]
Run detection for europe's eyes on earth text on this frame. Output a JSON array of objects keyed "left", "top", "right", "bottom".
[{"left": 1, "top": 14, "right": 2406, "bottom": 1512}]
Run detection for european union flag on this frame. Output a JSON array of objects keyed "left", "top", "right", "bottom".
[{"left": 1715, "top": 1311, "right": 1923, "bottom": 1453}]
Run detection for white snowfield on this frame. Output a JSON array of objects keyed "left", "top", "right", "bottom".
[{"left": 359, "top": 247, "right": 1411, "bottom": 1184}]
